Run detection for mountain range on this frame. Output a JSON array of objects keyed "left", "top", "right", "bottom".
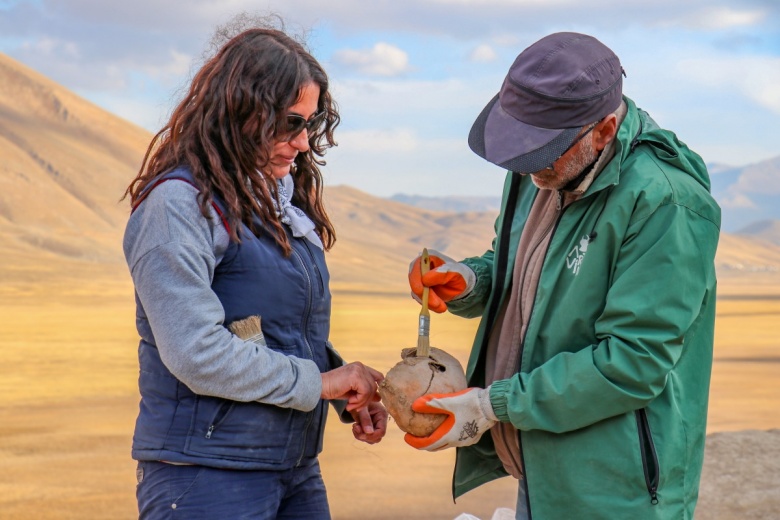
[
  {"left": 1, "top": 51, "right": 779, "bottom": 296},
  {"left": 391, "top": 160, "right": 780, "bottom": 237},
  {"left": 708, "top": 158, "right": 780, "bottom": 233}
]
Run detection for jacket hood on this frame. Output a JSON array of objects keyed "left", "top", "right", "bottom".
[{"left": 589, "top": 97, "right": 712, "bottom": 195}]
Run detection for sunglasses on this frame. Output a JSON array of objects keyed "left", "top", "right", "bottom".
[
  {"left": 279, "top": 111, "right": 326, "bottom": 141},
  {"left": 543, "top": 120, "right": 601, "bottom": 171}
]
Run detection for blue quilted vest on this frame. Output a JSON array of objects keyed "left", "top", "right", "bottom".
[{"left": 130, "top": 167, "right": 333, "bottom": 469}]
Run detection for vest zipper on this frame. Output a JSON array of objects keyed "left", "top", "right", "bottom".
[
  {"left": 302, "top": 239, "right": 325, "bottom": 295},
  {"left": 635, "top": 408, "right": 660, "bottom": 505},
  {"left": 291, "top": 246, "right": 317, "bottom": 467},
  {"left": 204, "top": 402, "right": 234, "bottom": 439}
]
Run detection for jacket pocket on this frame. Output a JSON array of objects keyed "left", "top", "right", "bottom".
[
  {"left": 325, "top": 341, "right": 345, "bottom": 370},
  {"left": 314, "top": 401, "right": 329, "bottom": 456},
  {"left": 635, "top": 408, "right": 660, "bottom": 505}
]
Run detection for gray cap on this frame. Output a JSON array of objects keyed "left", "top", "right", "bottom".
[{"left": 468, "top": 32, "right": 625, "bottom": 174}]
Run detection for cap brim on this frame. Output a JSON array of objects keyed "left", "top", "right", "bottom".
[{"left": 468, "top": 94, "right": 581, "bottom": 174}]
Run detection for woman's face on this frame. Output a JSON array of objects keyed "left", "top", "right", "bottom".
[{"left": 267, "top": 82, "right": 321, "bottom": 179}]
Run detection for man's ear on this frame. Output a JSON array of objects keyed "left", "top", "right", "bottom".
[{"left": 593, "top": 114, "right": 618, "bottom": 152}]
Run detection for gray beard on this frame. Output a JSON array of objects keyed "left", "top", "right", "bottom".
[{"left": 557, "top": 137, "right": 599, "bottom": 188}]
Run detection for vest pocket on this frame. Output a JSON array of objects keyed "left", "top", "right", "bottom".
[
  {"left": 204, "top": 402, "right": 235, "bottom": 439},
  {"left": 185, "top": 396, "right": 296, "bottom": 463}
]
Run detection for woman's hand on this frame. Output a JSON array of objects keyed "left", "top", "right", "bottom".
[
  {"left": 321, "top": 362, "right": 383, "bottom": 412},
  {"left": 350, "top": 401, "right": 388, "bottom": 444}
]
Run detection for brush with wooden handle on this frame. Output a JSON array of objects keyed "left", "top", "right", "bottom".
[
  {"left": 378, "top": 247, "right": 468, "bottom": 437},
  {"left": 416, "top": 248, "right": 431, "bottom": 358}
]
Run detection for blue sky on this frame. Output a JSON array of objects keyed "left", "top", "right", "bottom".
[{"left": 1, "top": 0, "right": 778, "bottom": 198}]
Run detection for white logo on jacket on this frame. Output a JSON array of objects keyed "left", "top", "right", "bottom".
[{"left": 566, "top": 235, "right": 591, "bottom": 275}]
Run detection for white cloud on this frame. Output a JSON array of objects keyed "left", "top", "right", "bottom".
[
  {"left": 332, "top": 75, "right": 501, "bottom": 114},
  {"left": 2, "top": 0, "right": 778, "bottom": 194},
  {"left": 21, "top": 37, "right": 80, "bottom": 59},
  {"left": 425, "top": 0, "right": 572, "bottom": 5},
  {"left": 333, "top": 42, "right": 411, "bottom": 77},
  {"left": 719, "top": 192, "right": 756, "bottom": 209},
  {"left": 328, "top": 74, "right": 503, "bottom": 148},
  {"left": 336, "top": 128, "right": 420, "bottom": 153},
  {"left": 469, "top": 44, "right": 497, "bottom": 62},
  {"left": 687, "top": 7, "right": 766, "bottom": 29},
  {"left": 490, "top": 33, "right": 523, "bottom": 47},
  {"left": 678, "top": 55, "right": 780, "bottom": 114},
  {"left": 139, "top": 49, "right": 194, "bottom": 83},
  {"left": 324, "top": 129, "right": 505, "bottom": 197},
  {"left": 322, "top": 75, "right": 508, "bottom": 196}
]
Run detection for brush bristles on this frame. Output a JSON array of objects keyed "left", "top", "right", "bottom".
[
  {"left": 416, "top": 335, "right": 430, "bottom": 357},
  {"left": 228, "top": 315, "right": 264, "bottom": 344}
]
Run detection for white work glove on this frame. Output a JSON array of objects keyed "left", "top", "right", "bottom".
[
  {"left": 408, "top": 249, "right": 476, "bottom": 313},
  {"left": 404, "top": 387, "right": 498, "bottom": 451}
]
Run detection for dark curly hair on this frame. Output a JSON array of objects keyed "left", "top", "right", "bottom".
[{"left": 125, "top": 26, "right": 339, "bottom": 255}]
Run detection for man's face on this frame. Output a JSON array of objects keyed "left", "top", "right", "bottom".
[{"left": 529, "top": 127, "right": 598, "bottom": 191}]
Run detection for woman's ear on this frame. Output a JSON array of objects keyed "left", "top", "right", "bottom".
[{"left": 593, "top": 114, "right": 618, "bottom": 152}]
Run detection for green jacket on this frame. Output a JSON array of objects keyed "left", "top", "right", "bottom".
[{"left": 448, "top": 98, "right": 720, "bottom": 519}]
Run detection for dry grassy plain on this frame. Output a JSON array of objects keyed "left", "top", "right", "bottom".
[{"left": 1, "top": 273, "right": 779, "bottom": 519}]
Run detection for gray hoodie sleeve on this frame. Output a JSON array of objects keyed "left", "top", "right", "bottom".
[{"left": 123, "top": 180, "right": 322, "bottom": 411}]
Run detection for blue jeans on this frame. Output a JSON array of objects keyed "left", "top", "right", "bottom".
[{"left": 136, "top": 460, "right": 330, "bottom": 519}]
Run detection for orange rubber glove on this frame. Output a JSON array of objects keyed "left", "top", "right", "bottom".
[
  {"left": 404, "top": 387, "right": 498, "bottom": 452},
  {"left": 408, "top": 249, "right": 476, "bottom": 313}
]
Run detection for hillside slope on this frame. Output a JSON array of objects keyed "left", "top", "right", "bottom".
[
  {"left": 2, "top": 52, "right": 780, "bottom": 297},
  {"left": 0, "top": 53, "right": 150, "bottom": 271},
  {"left": 737, "top": 219, "right": 780, "bottom": 247},
  {"left": 325, "top": 185, "right": 496, "bottom": 292}
]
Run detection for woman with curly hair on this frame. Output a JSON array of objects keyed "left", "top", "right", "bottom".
[{"left": 123, "top": 22, "right": 387, "bottom": 519}]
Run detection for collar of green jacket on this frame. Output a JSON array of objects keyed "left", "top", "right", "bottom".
[{"left": 585, "top": 96, "right": 711, "bottom": 198}]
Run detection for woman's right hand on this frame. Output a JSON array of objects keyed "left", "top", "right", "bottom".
[{"left": 321, "top": 362, "right": 384, "bottom": 412}]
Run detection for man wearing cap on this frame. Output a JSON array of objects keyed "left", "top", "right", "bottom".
[{"left": 405, "top": 32, "right": 720, "bottom": 519}]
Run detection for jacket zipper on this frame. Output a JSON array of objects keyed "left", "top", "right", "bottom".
[
  {"left": 495, "top": 191, "right": 565, "bottom": 486},
  {"left": 453, "top": 175, "right": 522, "bottom": 504},
  {"left": 518, "top": 430, "right": 532, "bottom": 519},
  {"left": 635, "top": 409, "right": 660, "bottom": 505},
  {"left": 478, "top": 174, "right": 523, "bottom": 357},
  {"left": 204, "top": 401, "right": 235, "bottom": 439},
  {"left": 508, "top": 191, "right": 565, "bottom": 520},
  {"left": 291, "top": 245, "right": 316, "bottom": 467}
]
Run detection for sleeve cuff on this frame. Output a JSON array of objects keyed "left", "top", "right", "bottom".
[
  {"left": 479, "top": 386, "right": 499, "bottom": 422},
  {"left": 447, "top": 259, "right": 490, "bottom": 310},
  {"left": 291, "top": 358, "right": 323, "bottom": 412},
  {"left": 488, "top": 379, "right": 513, "bottom": 422}
]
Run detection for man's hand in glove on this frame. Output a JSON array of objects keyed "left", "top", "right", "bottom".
[
  {"left": 408, "top": 249, "right": 476, "bottom": 313},
  {"left": 404, "top": 387, "right": 498, "bottom": 451}
]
